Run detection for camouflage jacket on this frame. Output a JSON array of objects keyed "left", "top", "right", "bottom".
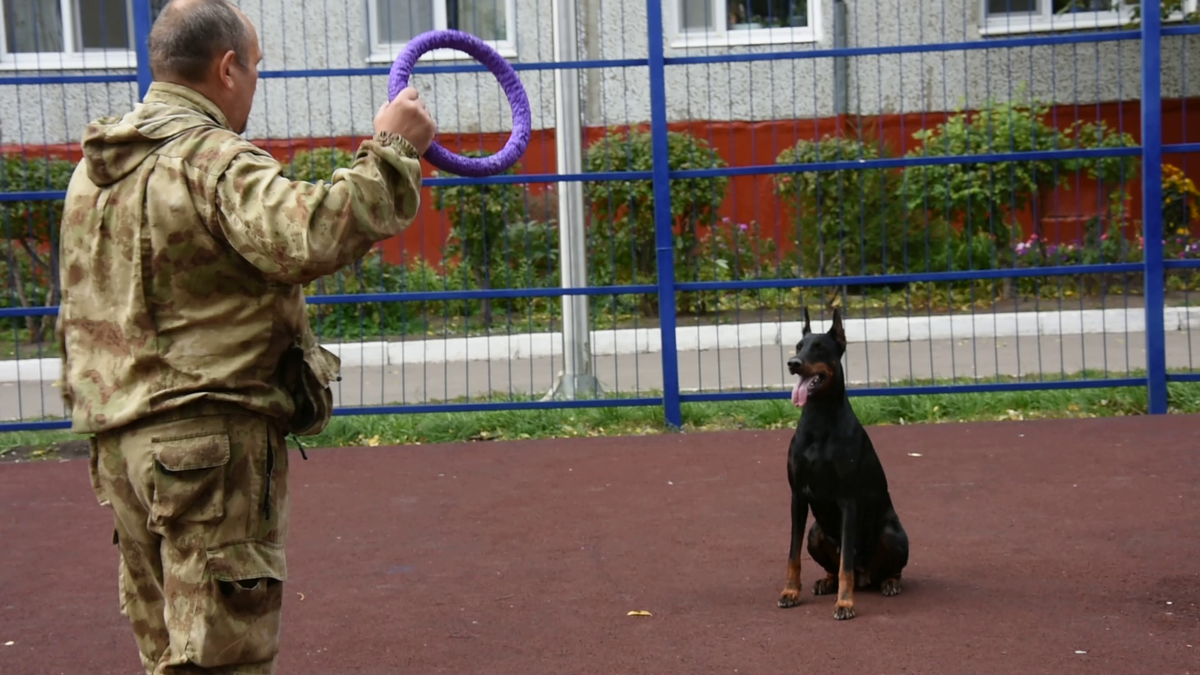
[{"left": 56, "top": 82, "right": 423, "bottom": 434}]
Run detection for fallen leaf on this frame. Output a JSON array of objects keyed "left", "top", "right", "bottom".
[
  {"left": 3, "top": 641, "right": 12, "bottom": 646},
  {"left": 297, "top": 592, "right": 305, "bottom": 601},
  {"left": 627, "top": 610, "right": 652, "bottom": 617},
  {"left": 907, "top": 452, "right": 922, "bottom": 457}
]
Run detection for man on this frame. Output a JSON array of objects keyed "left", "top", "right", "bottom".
[{"left": 55, "top": 0, "right": 435, "bottom": 672}]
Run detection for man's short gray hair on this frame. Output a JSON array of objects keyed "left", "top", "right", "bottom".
[{"left": 148, "top": 0, "right": 251, "bottom": 83}]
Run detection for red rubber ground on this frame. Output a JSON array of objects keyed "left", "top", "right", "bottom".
[{"left": 2, "top": 416, "right": 1199, "bottom": 674}]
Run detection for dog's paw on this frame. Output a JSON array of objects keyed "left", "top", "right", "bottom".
[
  {"left": 777, "top": 588, "right": 802, "bottom": 608},
  {"left": 880, "top": 577, "right": 903, "bottom": 597},
  {"left": 812, "top": 574, "right": 837, "bottom": 596},
  {"left": 833, "top": 603, "right": 856, "bottom": 621}
]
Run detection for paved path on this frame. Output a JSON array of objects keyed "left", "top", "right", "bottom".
[
  {"left": 1, "top": 416, "right": 1198, "bottom": 673},
  {"left": 2, "top": 332, "right": 1196, "bottom": 421}
]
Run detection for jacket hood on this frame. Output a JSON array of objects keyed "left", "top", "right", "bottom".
[{"left": 81, "top": 82, "right": 233, "bottom": 187}]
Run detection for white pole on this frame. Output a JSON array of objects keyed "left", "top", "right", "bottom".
[{"left": 544, "top": 0, "right": 603, "bottom": 400}]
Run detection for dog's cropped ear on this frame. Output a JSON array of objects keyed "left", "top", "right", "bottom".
[
  {"left": 828, "top": 308, "right": 847, "bottom": 352},
  {"left": 802, "top": 307, "right": 812, "bottom": 336}
]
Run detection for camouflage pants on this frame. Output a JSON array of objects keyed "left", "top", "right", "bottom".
[{"left": 88, "top": 402, "right": 291, "bottom": 675}]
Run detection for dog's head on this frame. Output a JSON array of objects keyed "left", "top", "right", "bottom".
[{"left": 786, "top": 307, "right": 847, "bottom": 408}]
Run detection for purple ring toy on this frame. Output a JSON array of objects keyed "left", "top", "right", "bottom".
[{"left": 388, "top": 30, "right": 532, "bottom": 178}]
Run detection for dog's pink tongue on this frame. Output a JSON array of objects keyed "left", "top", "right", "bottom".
[{"left": 792, "top": 377, "right": 811, "bottom": 407}]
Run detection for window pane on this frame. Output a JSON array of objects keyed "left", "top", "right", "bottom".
[
  {"left": 4, "top": 0, "right": 65, "bottom": 53},
  {"left": 1050, "top": 0, "right": 1117, "bottom": 11},
  {"left": 730, "top": 0, "right": 809, "bottom": 28},
  {"left": 77, "top": 0, "right": 132, "bottom": 50},
  {"left": 985, "top": 0, "right": 1039, "bottom": 14},
  {"left": 377, "top": 0, "right": 434, "bottom": 44},
  {"left": 452, "top": 0, "right": 506, "bottom": 42},
  {"left": 680, "top": 0, "right": 715, "bottom": 30}
]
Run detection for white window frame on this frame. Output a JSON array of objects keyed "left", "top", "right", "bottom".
[
  {"left": 365, "top": 0, "right": 518, "bottom": 64},
  {"left": 980, "top": 0, "right": 1198, "bottom": 36},
  {"left": 0, "top": 0, "right": 137, "bottom": 70},
  {"left": 669, "top": 0, "right": 820, "bottom": 49}
]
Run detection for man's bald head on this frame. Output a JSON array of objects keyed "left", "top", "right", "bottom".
[{"left": 148, "top": 0, "right": 253, "bottom": 84}]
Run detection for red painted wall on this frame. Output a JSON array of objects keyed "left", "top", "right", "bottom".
[{"left": 5, "top": 98, "right": 1197, "bottom": 267}]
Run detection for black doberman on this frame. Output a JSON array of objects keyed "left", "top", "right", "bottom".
[{"left": 777, "top": 307, "right": 909, "bottom": 620}]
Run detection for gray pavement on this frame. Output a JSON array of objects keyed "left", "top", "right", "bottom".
[{"left": 3, "top": 331, "right": 1197, "bottom": 423}]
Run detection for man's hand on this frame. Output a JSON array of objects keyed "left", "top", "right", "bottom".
[{"left": 375, "top": 87, "right": 437, "bottom": 155}]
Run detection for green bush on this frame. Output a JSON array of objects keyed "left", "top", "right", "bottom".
[
  {"left": 284, "top": 146, "right": 355, "bottom": 183},
  {"left": 774, "top": 134, "right": 951, "bottom": 296},
  {"left": 583, "top": 127, "right": 728, "bottom": 316},
  {"left": 0, "top": 154, "right": 75, "bottom": 341},
  {"left": 899, "top": 95, "right": 1139, "bottom": 261}
]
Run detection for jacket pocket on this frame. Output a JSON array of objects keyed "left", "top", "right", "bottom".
[
  {"left": 186, "top": 539, "right": 287, "bottom": 667},
  {"left": 150, "top": 430, "right": 231, "bottom": 526}
]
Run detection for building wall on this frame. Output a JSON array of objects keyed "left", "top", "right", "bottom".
[{"left": 1, "top": 0, "right": 1197, "bottom": 146}]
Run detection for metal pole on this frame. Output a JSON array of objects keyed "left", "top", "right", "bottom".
[
  {"left": 1141, "top": 0, "right": 1168, "bottom": 414},
  {"left": 646, "top": 0, "right": 683, "bottom": 428},
  {"left": 543, "top": 0, "right": 604, "bottom": 400},
  {"left": 832, "top": 0, "right": 848, "bottom": 116},
  {"left": 131, "top": 0, "right": 154, "bottom": 100}
]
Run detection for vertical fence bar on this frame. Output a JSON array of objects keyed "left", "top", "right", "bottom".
[
  {"left": 645, "top": 0, "right": 682, "bottom": 428},
  {"left": 1141, "top": 0, "right": 1167, "bottom": 414},
  {"left": 544, "top": 0, "right": 603, "bottom": 401},
  {"left": 131, "top": 0, "right": 154, "bottom": 100}
]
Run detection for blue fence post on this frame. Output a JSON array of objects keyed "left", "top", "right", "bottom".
[
  {"left": 1141, "top": 0, "right": 1168, "bottom": 414},
  {"left": 131, "top": 0, "right": 154, "bottom": 100},
  {"left": 645, "top": 0, "right": 683, "bottom": 429}
]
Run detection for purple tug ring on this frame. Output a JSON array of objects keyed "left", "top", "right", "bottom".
[{"left": 388, "top": 30, "right": 532, "bottom": 178}]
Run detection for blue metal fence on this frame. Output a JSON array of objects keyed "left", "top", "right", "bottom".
[{"left": 0, "top": 0, "right": 1197, "bottom": 432}]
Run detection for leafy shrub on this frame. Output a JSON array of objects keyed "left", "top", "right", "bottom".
[
  {"left": 583, "top": 127, "right": 728, "bottom": 316},
  {"left": 900, "top": 96, "right": 1139, "bottom": 255},
  {"left": 0, "top": 154, "right": 76, "bottom": 341},
  {"left": 774, "top": 133, "right": 951, "bottom": 301}
]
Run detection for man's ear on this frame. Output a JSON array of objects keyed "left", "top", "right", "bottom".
[
  {"left": 828, "top": 308, "right": 846, "bottom": 352},
  {"left": 216, "top": 50, "right": 239, "bottom": 90},
  {"left": 802, "top": 307, "right": 811, "bottom": 336}
]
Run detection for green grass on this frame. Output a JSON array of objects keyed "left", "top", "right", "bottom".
[{"left": 5, "top": 373, "right": 1199, "bottom": 457}]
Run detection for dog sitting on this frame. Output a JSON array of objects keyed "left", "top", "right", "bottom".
[{"left": 777, "top": 307, "right": 909, "bottom": 620}]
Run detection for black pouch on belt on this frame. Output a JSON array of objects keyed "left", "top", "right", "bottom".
[{"left": 279, "top": 332, "right": 341, "bottom": 438}]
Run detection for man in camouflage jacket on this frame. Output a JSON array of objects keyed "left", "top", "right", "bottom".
[{"left": 54, "top": 0, "right": 435, "bottom": 672}]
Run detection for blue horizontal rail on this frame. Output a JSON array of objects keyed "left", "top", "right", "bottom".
[
  {"left": 0, "top": 73, "right": 136, "bottom": 86},
  {"left": 665, "top": 30, "right": 1140, "bottom": 66},
  {"left": 0, "top": 396, "right": 668, "bottom": 433},
  {"left": 1162, "top": 259, "right": 1200, "bottom": 270},
  {"left": 673, "top": 147, "right": 1142, "bottom": 180},
  {"left": 308, "top": 284, "right": 659, "bottom": 304},
  {"left": 0, "top": 263, "right": 1143, "bottom": 319},
  {"left": 1166, "top": 373, "right": 1200, "bottom": 382},
  {"left": 680, "top": 378, "right": 1147, "bottom": 404},
  {"left": 0, "top": 30, "right": 1145, "bottom": 89},
  {"left": 1165, "top": 143, "right": 1200, "bottom": 154},
  {"left": 259, "top": 57, "right": 648, "bottom": 79},
  {"left": 675, "top": 263, "right": 1144, "bottom": 292},
  {"left": 1162, "top": 24, "right": 1200, "bottom": 36},
  {"left": 332, "top": 397, "right": 664, "bottom": 416},
  {"left": 0, "top": 147, "right": 1141, "bottom": 203}
]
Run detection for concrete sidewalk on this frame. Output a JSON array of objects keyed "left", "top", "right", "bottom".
[{"left": 2, "top": 331, "right": 1195, "bottom": 423}]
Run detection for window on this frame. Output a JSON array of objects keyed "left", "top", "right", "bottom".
[
  {"left": 367, "top": 0, "right": 516, "bottom": 63},
  {"left": 981, "top": 0, "right": 1197, "bottom": 35},
  {"left": 0, "top": 0, "right": 165, "bottom": 69},
  {"left": 672, "top": 0, "right": 818, "bottom": 48}
]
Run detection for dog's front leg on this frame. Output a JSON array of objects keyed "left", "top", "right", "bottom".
[
  {"left": 777, "top": 492, "right": 809, "bottom": 608},
  {"left": 834, "top": 498, "right": 857, "bottom": 620}
]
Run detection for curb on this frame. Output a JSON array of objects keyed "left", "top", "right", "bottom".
[{"left": 7, "top": 306, "right": 1196, "bottom": 384}]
